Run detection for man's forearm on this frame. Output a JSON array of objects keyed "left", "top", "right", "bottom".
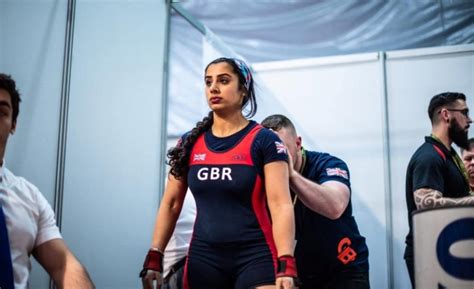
[
  {"left": 414, "top": 188, "right": 474, "bottom": 209},
  {"left": 290, "top": 172, "right": 349, "bottom": 219},
  {"left": 54, "top": 258, "right": 95, "bottom": 289},
  {"left": 34, "top": 239, "right": 95, "bottom": 289}
]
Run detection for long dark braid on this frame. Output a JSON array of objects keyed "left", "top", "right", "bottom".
[{"left": 167, "top": 111, "right": 214, "bottom": 178}]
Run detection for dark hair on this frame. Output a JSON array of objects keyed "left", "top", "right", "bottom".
[
  {"left": 0, "top": 73, "right": 21, "bottom": 123},
  {"left": 461, "top": 138, "right": 474, "bottom": 153},
  {"left": 261, "top": 114, "right": 297, "bottom": 134},
  {"left": 167, "top": 58, "right": 256, "bottom": 178},
  {"left": 428, "top": 92, "right": 466, "bottom": 123}
]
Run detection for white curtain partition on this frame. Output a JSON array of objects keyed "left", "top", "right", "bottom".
[
  {"left": 175, "top": 1, "right": 474, "bottom": 63},
  {"left": 385, "top": 45, "right": 474, "bottom": 289},
  {"left": 253, "top": 45, "right": 474, "bottom": 289},
  {"left": 253, "top": 53, "right": 389, "bottom": 289}
]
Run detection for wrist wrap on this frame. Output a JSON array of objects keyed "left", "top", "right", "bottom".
[
  {"left": 139, "top": 249, "right": 164, "bottom": 277},
  {"left": 276, "top": 255, "right": 298, "bottom": 278},
  {"left": 276, "top": 255, "right": 302, "bottom": 286}
]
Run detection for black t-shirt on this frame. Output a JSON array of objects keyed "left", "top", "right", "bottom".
[
  {"left": 404, "top": 136, "right": 470, "bottom": 257},
  {"left": 294, "top": 150, "right": 369, "bottom": 277}
]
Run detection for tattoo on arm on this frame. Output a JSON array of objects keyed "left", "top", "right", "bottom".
[{"left": 414, "top": 188, "right": 474, "bottom": 209}]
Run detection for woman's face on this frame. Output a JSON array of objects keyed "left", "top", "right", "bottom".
[{"left": 205, "top": 62, "right": 244, "bottom": 114}]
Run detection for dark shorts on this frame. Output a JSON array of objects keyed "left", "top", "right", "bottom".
[
  {"left": 184, "top": 239, "right": 276, "bottom": 289},
  {"left": 300, "top": 269, "right": 370, "bottom": 289}
]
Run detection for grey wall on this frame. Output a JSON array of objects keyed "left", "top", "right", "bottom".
[{"left": 1, "top": 0, "right": 169, "bottom": 288}]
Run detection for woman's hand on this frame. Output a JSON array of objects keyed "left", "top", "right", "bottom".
[
  {"left": 141, "top": 269, "right": 162, "bottom": 289},
  {"left": 140, "top": 249, "right": 164, "bottom": 289},
  {"left": 276, "top": 276, "right": 296, "bottom": 289}
]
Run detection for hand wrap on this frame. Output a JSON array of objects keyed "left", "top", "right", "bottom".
[
  {"left": 276, "top": 255, "right": 297, "bottom": 278},
  {"left": 139, "top": 249, "right": 164, "bottom": 277}
]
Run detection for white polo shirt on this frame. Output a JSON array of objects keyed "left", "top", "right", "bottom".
[
  {"left": 0, "top": 165, "right": 62, "bottom": 289},
  {"left": 163, "top": 191, "right": 196, "bottom": 277}
]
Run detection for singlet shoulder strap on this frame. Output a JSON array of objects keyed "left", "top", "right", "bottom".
[{"left": 233, "top": 123, "right": 262, "bottom": 151}]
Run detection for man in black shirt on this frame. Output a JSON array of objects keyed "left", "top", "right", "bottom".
[{"left": 405, "top": 92, "right": 474, "bottom": 288}]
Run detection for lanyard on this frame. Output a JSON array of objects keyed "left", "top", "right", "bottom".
[
  {"left": 431, "top": 134, "right": 470, "bottom": 187},
  {"left": 292, "top": 147, "right": 306, "bottom": 206}
]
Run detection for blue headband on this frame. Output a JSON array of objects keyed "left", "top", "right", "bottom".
[{"left": 233, "top": 58, "right": 252, "bottom": 92}]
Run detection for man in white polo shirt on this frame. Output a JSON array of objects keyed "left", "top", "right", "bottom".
[
  {"left": 161, "top": 191, "right": 196, "bottom": 289},
  {"left": 0, "top": 73, "right": 94, "bottom": 289}
]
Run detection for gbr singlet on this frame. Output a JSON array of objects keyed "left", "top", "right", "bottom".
[{"left": 183, "top": 121, "right": 287, "bottom": 289}]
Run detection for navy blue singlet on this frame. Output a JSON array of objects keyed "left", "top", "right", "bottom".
[{"left": 183, "top": 123, "right": 279, "bottom": 289}]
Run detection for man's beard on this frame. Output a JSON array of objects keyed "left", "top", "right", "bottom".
[{"left": 449, "top": 118, "right": 469, "bottom": 149}]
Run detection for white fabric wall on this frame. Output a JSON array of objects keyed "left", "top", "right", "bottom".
[
  {"left": 176, "top": 1, "right": 474, "bottom": 63},
  {"left": 385, "top": 46, "right": 474, "bottom": 289},
  {"left": 251, "top": 44, "right": 474, "bottom": 289},
  {"left": 253, "top": 53, "right": 389, "bottom": 289}
]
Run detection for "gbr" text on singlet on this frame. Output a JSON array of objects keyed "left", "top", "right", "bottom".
[{"left": 197, "top": 167, "right": 232, "bottom": 181}]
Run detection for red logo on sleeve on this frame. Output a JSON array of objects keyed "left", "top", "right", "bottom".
[{"left": 337, "top": 237, "right": 357, "bottom": 265}]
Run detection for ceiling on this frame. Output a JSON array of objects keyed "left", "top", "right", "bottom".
[{"left": 173, "top": 0, "right": 474, "bottom": 62}]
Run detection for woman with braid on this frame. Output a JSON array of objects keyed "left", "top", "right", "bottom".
[{"left": 140, "top": 58, "right": 298, "bottom": 289}]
